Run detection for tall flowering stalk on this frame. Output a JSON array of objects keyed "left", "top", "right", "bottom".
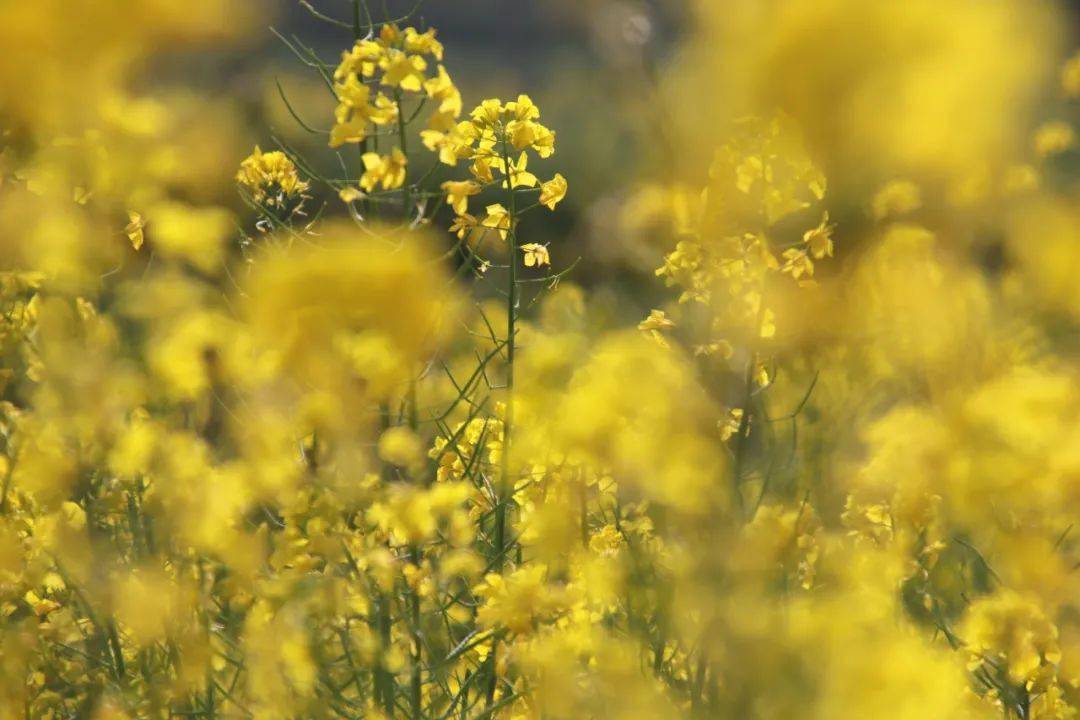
[
  {"left": 254, "top": 3, "right": 569, "bottom": 715},
  {"left": 1, "top": 1, "right": 1079, "bottom": 719}
]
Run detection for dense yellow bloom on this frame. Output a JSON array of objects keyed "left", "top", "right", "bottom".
[
  {"left": 330, "top": 24, "right": 456, "bottom": 150},
  {"left": 404, "top": 27, "right": 444, "bottom": 60},
  {"left": 380, "top": 49, "right": 428, "bottom": 91},
  {"left": 360, "top": 148, "right": 408, "bottom": 192},
  {"left": 245, "top": 222, "right": 462, "bottom": 403},
  {"left": 427, "top": 95, "right": 560, "bottom": 206},
  {"left": 330, "top": 79, "right": 383, "bottom": 147},
  {"left": 680, "top": 0, "right": 1063, "bottom": 181},
  {"left": 236, "top": 145, "right": 309, "bottom": 208},
  {"left": 148, "top": 309, "right": 249, "bottom": 400},
  {"left": 653, "top": 116, "right": 828, "bottom": 350},
  {"left": 368, "top": 482, "right": 471, "bottom": 545},
  {"left": 2, "top": 2, "right": 1079, "bottom": 719},
  {"left": 544, "top": 332, "right": 725, "bottom": 513},
  {"left": 475, "top": 565, "right": 563, "bottom": 634},
  {"left": 962, "top": 591, "right": 1061, "bottom": 688}
]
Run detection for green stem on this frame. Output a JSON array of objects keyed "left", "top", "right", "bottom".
[
  {"left": 486, "top": 136, "right": 520, "bottom": 708},
  {"left": 397, "top": 87, "right": 423, "bottom": 717},
  {"left": 396, "top": 89, "right": 412, "bottom": 224},
  {"left": 732, "top": 279, "right": 768, "bottom": 519},
  {"left": 409, "top": 547, "right": 423, "bottom": 719},
  {"left": 106, "top": 620, "right": 127, "bottom": 681},
  {"left": 731, "top": 350, "right": 756, "bottom": 518},
  {"left": 378, "top": 593, "right": 394, "bottom": 717},
  {"left": 495, "top": 135, "right": 518, "bottom": 576},
  {"left": 375, "top": 404, "right": 396, "bottom": 717}
]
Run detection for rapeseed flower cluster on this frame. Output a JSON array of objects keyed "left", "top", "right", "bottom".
[{"left": 0, "top": 1, "right": 1077, "bottom": 719}]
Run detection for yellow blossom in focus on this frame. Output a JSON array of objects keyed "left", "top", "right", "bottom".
[
  {"left": 124, "top": 210, "right": 145, "bottom": 251},
  {"left": 360, "top": 148, "right": 408, "bottom": 192},
  {"left": 521, "top": 243, "right": 550, "bottom": 268},
  {"left": 404, "top": 27, "right": 444, "bottom": 60},
  {"left": 638, "top": 309, "right": 675, "bottom": 347},
  {"left": 441, "top": 179, "right": 481, "bottom": 216},
  {"left": 539, "top": 174, "right": 568, "bottom": 210},
  {"left": 236, "top": 146, "right": 309, "bottom": 209},
  {"left": 481, "top": 203, "right": 511, "bottom": 240},
  {"left": 380, "top": 50, "right": 428, "bottom": 91}
]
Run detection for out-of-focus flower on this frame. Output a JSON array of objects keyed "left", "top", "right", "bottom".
[
  {"left": 871, "top": 180, "right": 922, "bottom": 221},
  {"left": 1033, "top": 120, "right": 1077, "bottom": 158}
]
